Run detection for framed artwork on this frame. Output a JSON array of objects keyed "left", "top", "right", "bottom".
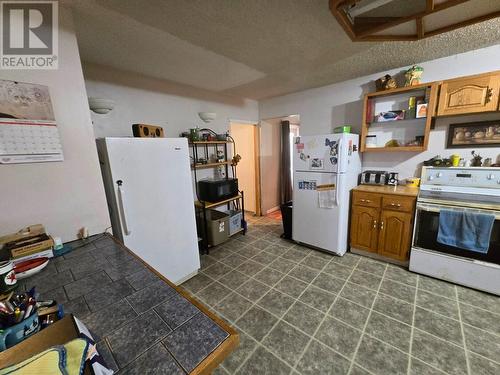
[{"left": 447, "top": 120, "right": 500, "bottom": 148}]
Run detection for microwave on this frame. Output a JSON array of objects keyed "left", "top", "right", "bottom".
[{"left": 198, "top": 178, "right": 238, "bottom": 202}]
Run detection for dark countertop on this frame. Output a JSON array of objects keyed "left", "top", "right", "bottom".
[{"left": 15, "top": 234, "right": 238, "bottom": 374}]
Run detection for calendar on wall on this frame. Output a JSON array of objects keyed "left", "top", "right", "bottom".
[{"left": 0, "top": 80, "right": 63, "bottom": 164}]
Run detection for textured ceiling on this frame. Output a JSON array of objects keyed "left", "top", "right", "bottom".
[{"left": 67, "top": 0, "right": 500, "bottom": 100}]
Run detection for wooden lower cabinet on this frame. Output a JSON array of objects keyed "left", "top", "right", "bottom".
[
  {"left": 350, "top": 189, "right": 416, "bottom": 263},
  {"left": 350, "top": 206, "right": 379, "bottom": 252},
  {"left": 377, "top": 210, "right": 413, "bottom": 261}
]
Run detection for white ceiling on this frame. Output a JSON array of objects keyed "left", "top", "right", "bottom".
[{"left": 67, "top": 0, "right": 500, "bottom": 100}]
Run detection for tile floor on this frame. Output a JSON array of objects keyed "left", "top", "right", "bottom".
[
  {"left": 15, "top": 235, "right": 231, "bottom": 374},
  {"left": 182, "top": 214, "right": 500, "bottom": 375}
]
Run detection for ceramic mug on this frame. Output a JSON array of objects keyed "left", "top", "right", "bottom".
[{"left": 450, "top": 154, "right": 460, "bottom": 167}]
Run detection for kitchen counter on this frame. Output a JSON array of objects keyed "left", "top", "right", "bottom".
[
  {"left": 352, "top": 184, "right": 419, "bottom": 197},
  {"left": 12, "top": 234, "right": 238, "bottom": 374}
]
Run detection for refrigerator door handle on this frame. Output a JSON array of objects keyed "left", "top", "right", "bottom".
[
  {"left": 116, "top": 180, "right": 132, "bottom": 235},
  {"left": 336, "top": 138, "right": 343, "bottom": 173},
  {"left": 334, "top": 179, "right": 339, "bottom": 205}
]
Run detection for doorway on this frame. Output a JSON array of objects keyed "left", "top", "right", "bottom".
[
  {"left": 230, "top": 122, "right": 260, "bottom": 216},
  {"left": 260, "top": 115, "right": 300, "bottom": 217}
]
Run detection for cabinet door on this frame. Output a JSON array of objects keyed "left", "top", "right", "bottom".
[
  {"left": 377, "top": 210, "right": 413, "bottom": 261},
  {"left": 437, "top": 74, "right": 500, "bottom": 116},
  {"left": 350, "top": 206, "right": 379, "bottom": 253}
]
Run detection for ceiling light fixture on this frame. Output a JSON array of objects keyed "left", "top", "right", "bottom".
[
  {"left": 88, "top": 97, "right": 115, "bottom": 114},
  {"left": 198, "top": 112, "right": 217, "bottom": 123},
  {"left": 330, "top": 0, "right": 500, "bottom": 41}
]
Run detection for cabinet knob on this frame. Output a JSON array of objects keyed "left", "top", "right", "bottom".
[
  {"left": 390, "top": 202, "right": 401, "bottom": 207},
  {"left": 361, "top": 199, "right": 371, "bottom": 203},
  {"left": 372, "top": 220, "right": 377, "bottom": 229},
  {"left": 380, "top": 221, "right": 384, "bottom": 230}
]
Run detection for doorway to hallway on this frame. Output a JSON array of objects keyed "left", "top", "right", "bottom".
[
  {"left": 259, "top": 115, "right": 300, "bottom": 215},
  {"left": 230, "top": 121, "right": 260, "bottom": 216}
]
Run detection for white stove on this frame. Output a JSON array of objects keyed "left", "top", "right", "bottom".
[{"left": 410, "top": 167, "right": 500, "bottom": 295}]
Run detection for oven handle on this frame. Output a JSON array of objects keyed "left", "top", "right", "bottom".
[{"left": 416, "top": 203, "right": 500, "bottom": 219}]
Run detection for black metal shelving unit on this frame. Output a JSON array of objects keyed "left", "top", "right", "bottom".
[{"left": 190, "top": 140, "right": 246, "bottom": 254}]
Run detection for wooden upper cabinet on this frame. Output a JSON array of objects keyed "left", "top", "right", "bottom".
[
  {"left": 377, "top": 210, "right": 413, "bottom": 261},
  {"left": 437, "top": 73, "right": 500, "bottom": 116}
]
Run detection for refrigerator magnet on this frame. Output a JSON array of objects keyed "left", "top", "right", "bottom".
[
  {"left": 299, "top": 152, "right": 307, "bottom": 161},
  {"left": 310, "top": 158, "right": 324, "bottom": 170}
]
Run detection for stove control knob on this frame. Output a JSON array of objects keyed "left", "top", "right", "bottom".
[
  {"left": 428, "top": 175, "right": 434, "bottom": 181},
  {"left": 436, "top": 172, "right": 443, "bottom": 178},
  {"left": 487, "top": 174, "right": 495, "bottom": 180}
]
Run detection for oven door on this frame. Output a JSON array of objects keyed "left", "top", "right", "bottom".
[{"left": 412, "top": 202, "right": 500, "bottom": 265}]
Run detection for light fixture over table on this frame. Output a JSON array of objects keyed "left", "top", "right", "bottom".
[{"left": 330, "top": 0, "right": 500, "bottom": 41}]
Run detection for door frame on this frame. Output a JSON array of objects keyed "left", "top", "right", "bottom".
[{"left": 228, "top": 119, "right": 261, "bottom": 216}]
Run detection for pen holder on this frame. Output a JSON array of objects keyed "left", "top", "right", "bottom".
[{"left": 0, "top": 311, "right": 39, "bottom": 351}]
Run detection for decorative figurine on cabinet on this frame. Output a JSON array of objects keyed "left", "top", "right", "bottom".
[
  {"left": 470, "top": 150, "right": 483, "bottom": 167},
  {"left": 404, "top": 65, "right": 424, "bottom": 86},
  {"left": 375, "top": 74, "right": 397, "bottom": 91}
]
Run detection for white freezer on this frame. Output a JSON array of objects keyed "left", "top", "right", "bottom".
[{"left": 97, "top": 137, "right": 200, "bottom": 284}]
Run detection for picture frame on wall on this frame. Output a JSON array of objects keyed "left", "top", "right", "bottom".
[{"left": 447, "top": 120, "right": 500, "bottom": 148}]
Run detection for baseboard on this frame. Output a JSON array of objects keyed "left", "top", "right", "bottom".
[
  {"left": 173, "top": 269, "right": 199, "bottom": 285},
  {"left": 266, "top": 206, "right": 280, "bottom": 214}
]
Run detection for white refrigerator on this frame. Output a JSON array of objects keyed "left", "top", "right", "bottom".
[
  {"left": 292, "top": 133, "right": 361, "bottom": 256},
  {"left": 96, "top": 137, "right": 200, "bottom": 284}
]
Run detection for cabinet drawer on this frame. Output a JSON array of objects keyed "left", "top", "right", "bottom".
[
  {"left": 353, "top": 192, "right": 381, "bottom": 208},
  {"left": 382, "top": 196, "right": 415, "bottom": 213}
]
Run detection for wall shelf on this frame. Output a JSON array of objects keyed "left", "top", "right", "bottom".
[
  {"left": 189, "top": 141, "right": 245, "bottom": 254},
  {"left": 369, "top": 117, "right": 427, "bottom": 125},
  {"left": 360, "top": 83, "right": 438, "bottom": 152},
  {"left": 195, "top": 194, "right": 243, "bottom": 209},
  {"left": 191, "top": 161, "right": 231, "bottom": 170},
  {"left": 364, "top": 146, "right": 425, "bottom": 152},
  {"left": 189, "top": 140, "right": 233, "bottom": 144}
]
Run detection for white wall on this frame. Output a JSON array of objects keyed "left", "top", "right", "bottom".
[
  {"left": 83, "top": 63, "right": 259, "bottom": 198},
  {"left": 260, "top": 45, "right": 500, "bottom": 179},
  {"left": 83, "top": 63, "right": 259, "bottom": 139},
  {"left": 0, "top": 6, "right": 110, "bottom": 242}
]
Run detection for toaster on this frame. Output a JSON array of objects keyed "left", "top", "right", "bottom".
[{"left": 361, "top": 170, "right": 388, "bottom": 185}]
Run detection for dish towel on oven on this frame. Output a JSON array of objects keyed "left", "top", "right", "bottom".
[{"left": 437, "top": 209, "right": 495, "bottom": 253}]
